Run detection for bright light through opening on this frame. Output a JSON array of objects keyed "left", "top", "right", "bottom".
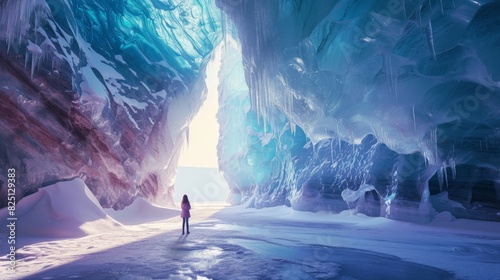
[
  {"left": 177, "top": 46, "right": 222, "bottom": 168},
  {"left": 175, "top": 44, "right": 229, "bottom": 203}
]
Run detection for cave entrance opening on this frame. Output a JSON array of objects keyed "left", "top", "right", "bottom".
[{"left": 174, "top": 44, "right": 229, "bottom": 204}]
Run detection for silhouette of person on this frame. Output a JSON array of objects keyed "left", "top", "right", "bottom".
[{"left": 181, "top": 194, "right": 191, "bottom": 234}]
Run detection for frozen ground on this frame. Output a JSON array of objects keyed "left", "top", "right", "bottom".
[{"left": 1, "top": 180, "right": 500, "bottom": 279}]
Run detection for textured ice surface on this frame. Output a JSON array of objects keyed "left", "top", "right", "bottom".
[
  {"left": 1, "top": 0, "right": 500, "bottom": 222},
  {"left": 217, "top": 0, "right": 500, "bottom": 221},
  {"left": 0, "top": 0, "right": 221, "bottom": 209}
]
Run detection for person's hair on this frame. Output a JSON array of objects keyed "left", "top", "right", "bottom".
[{"left": 182, "top": 194, "right": 189, "bottom": 204}]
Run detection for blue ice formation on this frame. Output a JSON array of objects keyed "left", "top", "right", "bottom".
[
  {"left": 0, "top": 0, "right": 221, "bottom": 208},
  {"left": 1, "top": 0, "right": 499, "bottom": 222},
  {"left": 217, "top": 0, "right": 500, "bottom": 222}
]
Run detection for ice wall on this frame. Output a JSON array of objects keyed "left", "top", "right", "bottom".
[
  {"left": 217, "top": 0, "right": 500, "bottom": 222},
  {"left": 0, "top": 0, "right": 221, "bottom": 209},
  {"left": 1, "top": 0, "right": 499, "bottom": 222}
]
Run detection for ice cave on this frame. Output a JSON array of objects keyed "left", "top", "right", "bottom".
[{"left": 1, "top": 0, "right": 500, "bottom": 279}]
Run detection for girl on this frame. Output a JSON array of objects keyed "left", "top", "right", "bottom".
[{"left": 181, "top": 194, "right": 191, "bottom": 234}]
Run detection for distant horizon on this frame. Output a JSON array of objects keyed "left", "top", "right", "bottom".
[
  {"left": 176, "top": 165, "right": 219, "bottom": 170},
  {"left": 173, "top": 166, "right": 229, "bottom": 203}
]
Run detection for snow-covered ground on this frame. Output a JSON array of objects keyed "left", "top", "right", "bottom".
[{"left": 1, "top": 179, "right": 500, "bottom": 279}]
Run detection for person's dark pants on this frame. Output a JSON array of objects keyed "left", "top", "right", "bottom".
[{"left": 182, "top": 218, "right": 189, "bottom": 234}]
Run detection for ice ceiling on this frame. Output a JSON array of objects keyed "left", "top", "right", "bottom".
[{"left": 1, "top": 0, "right": 499, "bottom": 222}]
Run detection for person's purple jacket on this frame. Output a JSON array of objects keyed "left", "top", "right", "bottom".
[{"left": 181, "top": 201, "right": 191, "bottom": 218}]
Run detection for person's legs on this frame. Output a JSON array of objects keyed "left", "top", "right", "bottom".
[
  {"left": 182, "top": 218, "right": 186, "bottom": 234},
  {"left": 186, "top": 218, "right": 190, "bottom": 234}
]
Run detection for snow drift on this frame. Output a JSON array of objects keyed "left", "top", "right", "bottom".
[
  {"left": 0, "top": 179, "right": 122, "bottom": 238},
  {"left": 104, "top": 197, "right": 180, "bottom": 225}
]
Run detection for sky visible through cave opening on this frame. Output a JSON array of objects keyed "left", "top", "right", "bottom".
[
  {"left": 174, "top": 44, "right": 228, "bottom": 203},
  {"left": 177, "top": 45, "right": 222, "bottom": 169}
]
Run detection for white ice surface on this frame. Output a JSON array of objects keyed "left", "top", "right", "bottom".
[{"left": 1, "top": 194, "right": 500, "bottom": 279}]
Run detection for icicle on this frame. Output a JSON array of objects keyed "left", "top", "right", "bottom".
[
  {"left": 425, "top": 20, "right": 437, "bottom": 60},
  {"left": 449, "top": 157, "right": 456, "bottom": 180},
  {"left": 430, "top": 128, "right": 438, "bottom": 163},
  {"left": 402, "top": 0, "right": 406, "bottom": 20},
  {"left": 394, "top": 67, "right": 398, "bottom": 102},
  {"left": 443, "top": 165, "right": 449, "bottom": 189},
  {"left": 330, "top": 138, "right": 334, "bottom": 165},
  {"left": 337, "top": 123, "right": 341, "bottom": 150},
  {"left": 383, "top": 54, "right": 395, "bottom": 100},
  {"left": 2, "top": 0, "right": 49, "bottom": 54},
  {"left": 290, "top": 120, "right": 296, "bottom": 135},
  {"left": 416, "top": 5, "right": 422, "bottom": 27},
  {"left": 27, "top": 40, "right": 43, "bottom": 80},
  {"left": 412, "top": 105, "right": 417, "bottom": 132},
  {"left": 437, "top": 167, "right": 443, "bottom": 191},
  {"left": 440, "top": 0, "right": 444, "bottom": 15}
]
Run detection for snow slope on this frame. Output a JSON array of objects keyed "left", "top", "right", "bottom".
[
  {"left": 104, "top": 197, "right": 180, "bottom": 225},
  {"left": 0, "top": 178, "right": 122, "bottom": 238}
]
